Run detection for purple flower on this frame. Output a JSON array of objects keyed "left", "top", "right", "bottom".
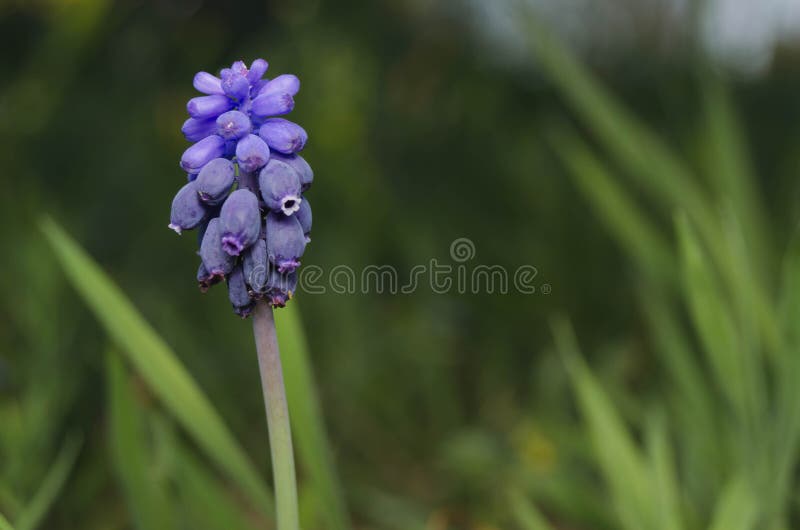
[
  {"left": 248, "top": 59, "right": 269, "bottom": 83},
  {"left": 187, "top": 95, "right": 234, "bottom": 120},
  {"left": 243, "top": 239, "right": 268, "bottom": 293},
  {"left": 182, "top": 117, "right": 217, "bottom": 142},
  {"left": 221, "top": 69, "right": 250, "bottom": 101},
  {"left": 172, "top": 58, "right": 314, "bottom": 314},
  {"left": 251, "top": 92, "right": 294, "bottom": 118},
  {"left": 235, "top": 134, "right": 270, "bottom": 173},
  {"left": 196, "top": 158, "right": 235, "bottom": 205},
  {"left": 181, "top": 135, "right": 226, "bottom": 174},
  {"left": 199, "top": 218, "right": 236, "bottom": 277},
  {"left": 259, "top": 159, "right": 302, "bottom": 215},
  {"left": 258, "top": 118, "right": 307, "bottom": 154},
  {"left": 257, "top": 74, "right": 300, "bottom": 98},
  {"left": 197, "top": 262, "right": 222, "bottom": 293},
  {"left": 227, "top": 265, "right": 255, "bottom": 317},
  {"left": 169, "top": 181, "right": 207, "bottom": 234},
  {"left": 193, "top": 72, "right": 224, "bottom": 95},
  {"left": 266, "top": 212, "right": 306, "bottom": 273},
  {"left": 219, "top": 189, "right": 261, "bottom": 256},
  {"left": 263, "top": 267, "right": 297, "bottom": 308},
  {"left": 216, "top": 110, "right": 251, "bottom": 140},
  {"left": 269, "top": 152, "right": 313, "bottom": 191}
]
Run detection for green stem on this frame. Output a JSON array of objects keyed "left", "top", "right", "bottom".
[{"left": 252, "top": 300, "right": 299, "bottom": 530}]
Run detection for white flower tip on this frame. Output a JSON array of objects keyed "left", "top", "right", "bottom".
[{"left": 281, "top": 195, "right": 302, "bottom": 216}]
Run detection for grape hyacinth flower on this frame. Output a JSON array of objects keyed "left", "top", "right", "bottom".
[
  {"left": 168, "top": 59, "right": 313, "bottom": 530},
  {"left": 168, "top": 58, "right": 313, "bottom": 315}
]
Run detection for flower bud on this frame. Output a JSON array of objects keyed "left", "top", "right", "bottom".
[
  {"left": 195, "top": 158, "right": 235, "bottom": 205},
  {"left": 269, "top": 152, "right": 313, "bottom": 191},
  {"left": 248, "top": 59, "right": 269, "bottom": 84},
  {"left": 227, "top": 265, "right": 255, "bottom": 317},
  {"left": 251, "top": 92, "right": 294, "bottom": 118},
  {"left": 235, "top": 134, "right": 270, "bottom": 173},
  {"left": 216, "top": 110, "right": 251, "bottom": 140},
  {"left": 257, "top": 74, "right": 300, "bottom": 98},
  {"left": 200, "top": 217, "right": 235, "bottom": 277},
  {"left": 259, "top": 159, "right": 302, "bottom": 215},
  {"left": 264, "top": 268, "right": 297, "bottom": 308},
  {"left": 266, "top": 212, "right": 306, "bottom": 273},
  {"left": 231, "top": 61, "right": 248, "bottom": 76},
  {"left": 169, "top": 181, "right": 207, "bottom": 234},
  {"left": 197, "top": 262, "right": 222, "bottom": 293},
  {"left": 220, "top": 189, "right": 261, "bottom": 256},
  {"left": 296, "top": 197, "right": 312, "bottom": 241},
  {"left": 193, "top": 72, "right": 224, "bottom": 95},
  {"left": 182, "top": 117, "right": 217, "bottom": 142},
  {"left": 258, "top": 118, "right": 307, "bottom": 154},
  {"left": 243, "top": 238, "right": 268, "bottom": 293},
  {"left": 187, "top": 95, "right": 234, "bottom": 120},
  {"left": 221, "top": 70, "right": 250, "bottom": 101},
  {"left": 180, "top": 135, "right": 226, "bottom": 174}
]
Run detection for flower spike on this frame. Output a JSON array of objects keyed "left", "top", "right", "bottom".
[{"left": 169, "top": 57, "right": 313, "bottom": 314}]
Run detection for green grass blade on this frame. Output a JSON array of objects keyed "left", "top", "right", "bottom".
[
  {"left": 509, "top": 490, "right": 556, "bottom": 530},
  {"left": 549, "top": 126, "right": 675, "bottom": 285},
  {"left": 676, "top": 214, "right": 763, "bottom": 437},
  {"left": 526, "top": 14, "right": 784, "bottom": 359},
  {"left": 40, "top": 216, "right": 273, "bottom": 515},
  {"left": 0, "top": 511, "right": 14, "bottom": 530},
  {"left": 640, "top": 293, "right": 725, "bottom": 511},
  {"left": 716, "top": 207, "right": 769, "bottom": 418},
  {"left": 523, "top": 13, "right": 714, "bottom": 236},
  {"left": 14, "top": 433, "right": 82, "bottom": 530},
  {"left": 766, "top": 233, "right": 800, "bottom": 522},
  {"left": 107, "top": 352, "right": 176, "bottom": 530},
  {"left": 707, "top": 477, "right": 757, "bottom": 530},
  {"left": 275, "top": 304, "right": 351, "bottom": 530},
  {"left": 700, "top": 77, "right": 770, "bottom": 272},
  {"left": 645, "top": 413, "right": 685, "bottom": 530},
  {"left": 551, "top": 317, "right": 653, "bottom": 530},
  {"left": 640, "top": 294, "right": 711, "bottom": 428}
]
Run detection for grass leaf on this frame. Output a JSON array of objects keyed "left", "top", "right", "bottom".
[
  {"left": 766, "top": 232, "right": 800, "bottom": 521},
  {"left": 523, "top": 12, "right": 714, "bottom": 237},
  {"left": 675, "top": 214, "right": 760, "bottom": 434},
  {"left": 40, "top": 216, "right": 273, "bottom": 516},
  {"left": 640, "top": 293, "right": 725, "bottom": 514},
  {"left": 645, "top": 413, "right": 685, "bottom": 530},
  {"left": 106, "top": 352, "right": 176, "bottom": 530},
  {"left": 551, "top": 317, "right": 653, "bottom": 530},
  {"left": 700, "top": 76, "right": 770, "bottom": 271},
  {"left": 707, "top": 477, "right": 757, "bottom": 530}
]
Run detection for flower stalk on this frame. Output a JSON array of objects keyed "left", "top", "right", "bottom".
[{"left": 252, "top": 300, "right": 299, "bottom": 530}]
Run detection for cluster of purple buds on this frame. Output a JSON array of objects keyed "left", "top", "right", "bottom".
[{"left": 169, "top": 59, "right": 313, "bottom": 317}]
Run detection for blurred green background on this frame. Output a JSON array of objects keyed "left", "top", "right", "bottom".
[{"left": 3, "top": 0, "right": 800, "bottom": 529}]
